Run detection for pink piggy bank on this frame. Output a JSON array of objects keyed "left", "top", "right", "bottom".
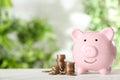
[{"left": 71, "top": 28, "right": 116, "bottom": 74}]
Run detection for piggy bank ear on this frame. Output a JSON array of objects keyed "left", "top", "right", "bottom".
[
  {"left": 71, "top": 29, "right": 83, "bottom": 39},
  {"left": 101, "top": 28, "right": 114, "bottom": 40}
]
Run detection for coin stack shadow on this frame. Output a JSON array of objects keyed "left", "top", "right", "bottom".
[{"left": 49, "top": 54, "right": 75, "bottom": 76}]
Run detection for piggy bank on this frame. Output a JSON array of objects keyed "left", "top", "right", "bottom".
[{"left": 71, "top": 28, "right": 116, "bottom": 74}]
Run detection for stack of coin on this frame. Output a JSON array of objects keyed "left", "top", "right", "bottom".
[
  {"left": 56, "top": 54, "right": 65, "bottom": 73},
  {"left": 65, "top": 62, "right": 75, "bottom": 75},
  {"left": 47, "top": 54, "right": 75, "bottom": 76},
  {"left": 49, "top": 54, "right": 65, "bottom": 75}
]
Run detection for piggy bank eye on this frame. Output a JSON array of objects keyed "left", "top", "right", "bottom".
[
  {"left": 84, "top": 39, "right": 86, "bottom": 42},
  {"left": 95, "top": 39, "right": 98, "bottom": 42}
]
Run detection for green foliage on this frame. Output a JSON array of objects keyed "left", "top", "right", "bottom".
[
  {"left": 83, "top": 0, "right": 120, "bottom": 67},
  {"left": 0, "top": 0, "right": 58, "bottom": 68},
  {"left": 0, "top": 0, "right": 12, "bottom": 20},
  {"left": 0, "top": 0, "right": 12, "bottom": 8},
  {"left": 0, "top": 18, "right": 58, "bottom": 68}
]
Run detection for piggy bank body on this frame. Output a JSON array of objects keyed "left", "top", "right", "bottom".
[{"left": 71, "top": 28, "right": 116, "bottom": 74}]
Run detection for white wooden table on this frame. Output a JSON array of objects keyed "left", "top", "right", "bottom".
[{"left": 0, "top": 69, "right": 120, "bottom": 80}]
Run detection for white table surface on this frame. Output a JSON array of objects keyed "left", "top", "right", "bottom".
[{"left": 0, "top": 69, "right": 120, "bottom": 80}]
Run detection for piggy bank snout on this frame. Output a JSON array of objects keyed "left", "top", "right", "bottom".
[{"left": 82, "top": 46, "right": 98, "bottom": 58}]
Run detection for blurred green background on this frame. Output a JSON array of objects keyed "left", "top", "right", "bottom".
[
  {"left": 0, "top": 0, "right": 120, "bottom": 68},
  {"left": 0, "top": 0, "right": 58, "bottom": 68}
]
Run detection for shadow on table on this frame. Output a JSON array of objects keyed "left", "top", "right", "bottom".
[
  {"left": 76, "top": 69, "right": 120, "bottom": 75},
  {"left": 74, "top": 69, "right": 120, "bottom": 80}
]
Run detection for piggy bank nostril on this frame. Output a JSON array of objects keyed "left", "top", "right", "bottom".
[{"left": 82, "top": 46, "right": 98, "bottom": 58}]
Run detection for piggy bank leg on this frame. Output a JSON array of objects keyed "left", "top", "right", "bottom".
[
  {"left": 77, "top": 68, "right": 88, "bottom": 74},
  {"left": 107, "top": 66, "right": 112, "bottom": 72},
  {"left": 99, "top": 67, "right": 111, "bottom": 74}
]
